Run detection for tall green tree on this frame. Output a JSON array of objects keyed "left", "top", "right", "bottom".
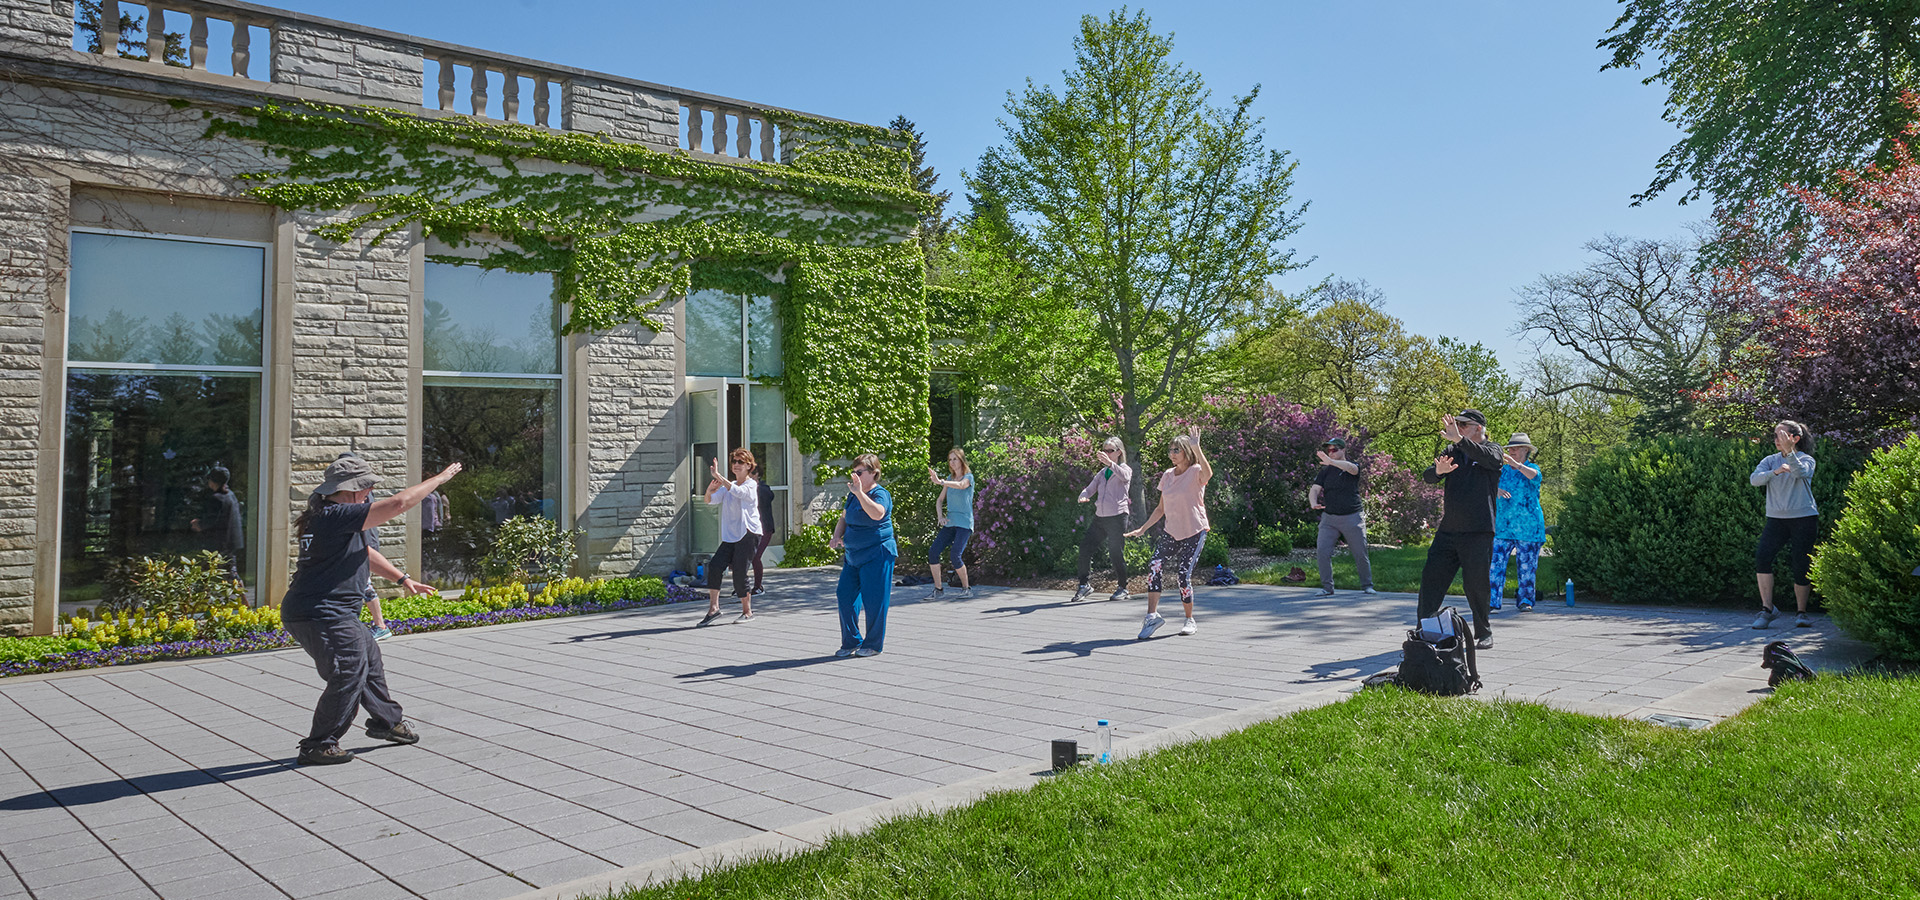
[
  {"left": 889, "top": 115, "right": 952, "bottom": 264},
  {"left": 1438, "top": 337, "right": 1523, "bottom": 436},
  {"left": 972, "top": 8, "right": 1306, "bottom": 508},
  {"left": 1600, "top": 0, "right": 1920, "bottom": 233}
]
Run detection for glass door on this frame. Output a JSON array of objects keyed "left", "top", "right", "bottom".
[{"left": 688, "top": 377, "right": 726, "bottom": 550}]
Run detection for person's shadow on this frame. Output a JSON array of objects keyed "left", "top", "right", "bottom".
[
  {"left": 674, "top": 656, "right": 842, "bottom": 680},
  {"left": 564, "top": 624, "right": 697, "bottom": 643},
  {"left": 1024, "top": 637, "right": 1146, "bottom": 659},
  {"left": 0, "top": 760, "right": 292, "bottom": 811},
  {"left": 1295, "top": 650, "right": 1404, "bottom": 683}
]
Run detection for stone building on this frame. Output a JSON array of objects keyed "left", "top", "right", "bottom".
[{"left": 0, "top": 0, "right": 922, "bottom": 634}]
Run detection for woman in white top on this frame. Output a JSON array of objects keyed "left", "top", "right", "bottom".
[
  {"left": 701, "top": 447, "right": 763, "bottom": 626},
  {"left": 1125, "top": 426, "right": 1212, "bottom": 639}
]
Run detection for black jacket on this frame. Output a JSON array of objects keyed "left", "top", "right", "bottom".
[{"left": 1422, "top": 437, "right": 1503, "bottom": 533}]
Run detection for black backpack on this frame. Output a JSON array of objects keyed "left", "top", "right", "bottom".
[
  {"left": 1394, "top": 607, "right": 1482, "bottom": 695},
  {"left": 1761, "top": 640, "right": 1815, "bottom": 687}
]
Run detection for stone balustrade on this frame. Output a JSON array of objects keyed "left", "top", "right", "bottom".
[{"left": 5, "top": 0, "right": 865, "bottom": 159}]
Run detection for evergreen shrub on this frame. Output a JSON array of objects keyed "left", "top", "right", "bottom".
[
  {"left": 1556, "top": 434, "right": 1860, "bottom": 604},
  {"left": 1810, "top": 435, "right": 1920, "bottom": 661}
]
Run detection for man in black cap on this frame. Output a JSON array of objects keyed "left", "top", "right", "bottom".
[
  {"left": 190, "top": 465, "right": 244, "bottom": 582},
  {"left": 281, "top": 454, "right": 461, "bottom": 765},
  {"left": 1418, "top": 410, "right": 1503, "bottom": 648}
]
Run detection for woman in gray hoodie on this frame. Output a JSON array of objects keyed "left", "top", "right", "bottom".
[{"left": 1749, "top": 420, "right": 1818, "bottom": 629}]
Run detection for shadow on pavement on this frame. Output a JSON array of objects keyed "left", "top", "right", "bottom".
[
  {"left": 674, "top": 655, "right": 844, "bottom": 680},
  {"left": 1023, "top": 637, "right": 1148, "bottom": 658},
  {"left": 0, "top": 759, "right": 293, "bottom": 810}
]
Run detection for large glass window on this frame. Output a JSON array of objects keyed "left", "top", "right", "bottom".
[
  {"left": 61, "top": 232, "right": 266, "bottom": 608},
  {"left": 685, "top": 289, "right": 790, "bottom": 553},
  {"left": 421, "top": 263, "right": 562, "bottom": 584}
]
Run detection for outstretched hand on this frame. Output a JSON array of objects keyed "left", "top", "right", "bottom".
[
  {"left": 1440, "top": 415, "right": 1462, "bottom": 443},
  {"left": 1315, "top": 450, "right": 1332, "bottom": 466},
  {"left": 1434, "top": 455, "right": 1459, "bottom": 475}
]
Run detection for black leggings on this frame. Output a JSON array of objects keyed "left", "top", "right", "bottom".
[
  {"left": 1077, "top": 514, "right": 1128, "bottom": 588},
  {"left": 708, "top": 536, "right": 757, "bottom": 598},
  {"left": 1755, "top": 515, "right": 1818, "bottom": 586}
]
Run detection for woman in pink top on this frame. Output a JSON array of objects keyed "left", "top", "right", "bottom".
[{"left": 1125, "top": 425, "right": 1212, "bottom": 639}]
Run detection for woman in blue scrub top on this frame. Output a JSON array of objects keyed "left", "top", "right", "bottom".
[{"left": 830, "top": 453, "right": 896, "bottom": 657}]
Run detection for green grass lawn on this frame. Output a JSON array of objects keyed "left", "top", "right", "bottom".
[
  {"left": 606, "top": 677, "right": 1920, "bottom": 899},
  {"left": 1243, "top": 542, "right": 1566, "bottom": 602}
]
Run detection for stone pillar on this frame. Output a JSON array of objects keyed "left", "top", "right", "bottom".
[
  {"left": 581, "top": 319, "right": 680, "bottom": 576},
  {"left": 0, "top": 172, "right": 62, "bottom": 635}
]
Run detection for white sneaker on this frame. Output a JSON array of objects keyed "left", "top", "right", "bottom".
[
  {"left": 1475, "top": 635, "right": 1493, "bottom": 649},
  {"left": 1110, "top": 589, "right": 1131, "bottom": 603},
  {"left": 1752, "top": 607, "right": 1778, "bottom": 629},
  {"left": 924, "top": 588, "right": 945, "bottom": 600},
  {"left": 955, "top": 587, "right": 974, "bottom": 599},
  {"left": 1070, "top": 584, "right": 1093, "bottom": 602},
  {"left": 1137, "top": 612, "right": 1164, "bottom": 640},
  {"left": 1360, "top": 587, "right": 1379, "bottom": 597},
  {"left": 1178, "top": 617, "right": 1197, "bottom": 636},
  {"left": 1315, "top": 587, "right": 1337, "bottom": 598}
]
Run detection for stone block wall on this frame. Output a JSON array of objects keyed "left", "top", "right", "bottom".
[
  {"left": 0, "top": 173, "right": 58, "bottom": 634},
  {"left": 564, "top": 79, "right": 679, "bottom": 151},
  {"left": 273, "top": 21, "right": 423, "bottom": 106},
  {"left": 0, "top": 0, "right": 72, "bottom": 54},
  {"left": 581, "top": 321, "right": 680, "bottom": 576}
]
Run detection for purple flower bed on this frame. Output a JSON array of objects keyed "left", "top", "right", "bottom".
[{"left": 0, "top": 586, "right": 702, "bottom": 679}]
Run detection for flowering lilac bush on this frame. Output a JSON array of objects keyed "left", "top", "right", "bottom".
[{"left": 969, "top": 433, "right": 1113, "bottom": 579}]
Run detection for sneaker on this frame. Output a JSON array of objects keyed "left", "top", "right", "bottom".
[
  {"left": 751, "top": 586, "right": 765, "bottom": 596},
  {"left": 1475, "top": 636, "right": 1494, "bottom": 650},
  {"left": 833, "top": 647, "right": 856, "bottom": 658},
  {"left": 854, "top": 648, "right": 880, "bottom": 658},
  {"left": 1070, "top": 584, "right": 1094, "bottom": 602},
  {"left": 1137, "top": 612, "right": 1164, "bottom": 640},
  {"left": 955, "top": 587, "right": 974, "bottom": 599},
  {"left": 1314, "top": 587, "right": 1336, "bottom": 598},
  {"left": 1490, "top": 600, "right": 1503, "bottom": 611},
  {"left": 1752, "top": 607, "right": 1778, "bottom": 629},
  {"left": 1518, "top": 602, "right": 1534, "bottom": 611},
  {"left": 1109, "top": 589, "right": 1131, "bottom": 603},
  {"left": 698, "top": 609, "right": 723, "bottom": 627},
  {"left": 369, "top": 626, "right": 393, "bottom": 641},
  {"left": 924, "top": 589, "right": 945, "bottom": 601},
  {"left": 1795, "top": 612, "right": 1811, "bottom": 628},
  {"left": 1178, "top": 617, "right": 1197, "bottom": 636},
  {"left": 297, "top": 745, "right": 355, "bottom": 766},
  {"left": 1360, "top": 587, "right": 1379, "bottom": 597},
  {"left": 735, "top": 613, "right": 755, "bottom": 623},
  {"left": 365, "top": 721, "right": 419, "bottom": 745}
]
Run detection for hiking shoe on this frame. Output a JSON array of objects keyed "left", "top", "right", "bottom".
[
  {"left": 1475, "top": 636, "right": 1494, "bottom": 650},
  {"left": 854, "top": 648, "right": 880, "bottom": 658},
  {"left": 1795, "top": 612, "right": 1811, "bottom": 628},
  {"left": 698, "top": 609, "right": 723, "bottom": 627},
  {"left": 1178, "top": 617, "right": 1197, "bottom": 636},
  {"left": 297, "top": 745, "right": 354, "bottom": 766},
  {"left": 366, "top": 721, "right": 419, "bottom": 745},
  {"left": 833, "top": 647, "right": 856, "bottom": 658},
  {"left": 955, "top": 587, "right": 974, "bottom": 599},
  {"left": 1070, "top": 584, "right": 1094, "bottom": 602},
  {"left": 1110, "top": 589, "right": 1131, "bottom": 603},
  {"left": 1752, "top": 607, "right": 1778, "bottom": 629},
  {"left": 369, "top": 626, "right": 393, "bottom": 641},
  {"left": 1137, "top": 612, "right": 1164, "bottom": 640},
  {"left": 1314, "top": 587, "right": 1336, "bottom": 598}
]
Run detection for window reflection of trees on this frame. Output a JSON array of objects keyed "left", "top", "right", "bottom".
[
  {"left": 421, "top": 382, "right": 558, "bottom": 584},
  {"left": 422, "top": 299, "right": 558, "bottom": 374},
  {"left": 68, "top": 309, "right": 264, "bottom": 366}
]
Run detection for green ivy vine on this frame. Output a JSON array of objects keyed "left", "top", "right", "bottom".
[{"left": 201, "top": 101, "right": 932, "bottom": 468}]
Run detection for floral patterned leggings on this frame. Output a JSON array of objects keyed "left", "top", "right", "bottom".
[
  {"left": 1147, "top": 532, "right": 1207, "bottom": 602},
  {"left": 1490, "top": 537, "right": 1544, "bottom": 608}
]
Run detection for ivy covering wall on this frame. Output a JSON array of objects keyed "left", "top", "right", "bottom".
[{"left": 202, "top": 102, "right": 932, "bottom": 467}]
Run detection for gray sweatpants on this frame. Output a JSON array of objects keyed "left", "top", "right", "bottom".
[{"left": 1316, "top": 511, "right": 1374, "bottom": 591}]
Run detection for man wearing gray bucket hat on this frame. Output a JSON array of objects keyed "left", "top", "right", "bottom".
[{"left": 282, "top": 454, "right": 462, "bottom": 766}]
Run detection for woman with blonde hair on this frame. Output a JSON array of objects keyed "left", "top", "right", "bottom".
[
  {"left": 925, "top": 447, "right": 975, "bottom": 599},
  {"left": 1125, "top": 426, "right": 1212, "bottom": 639},
  {"left": 1071, "top": 436, "right": 1133, "bottom": 602},
  {"left": 830, "top": 454, "right": 896, "bottom": 656}
]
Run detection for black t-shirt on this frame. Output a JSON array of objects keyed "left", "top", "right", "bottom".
[
  {"left": 757, "top": 480, "right": 776, "bottom": 537},
  {"left": 1313, "top": 463, "right": 1364, "bottom": 516},
  {"left": 282, "top": 501, "right": 372, "bottom": 622},
  {"left": 201, "top": 490, "right": 244, "bottom": 552}
]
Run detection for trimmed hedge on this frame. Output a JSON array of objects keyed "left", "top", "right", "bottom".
[
  {"left": 1810, "top": 435, "right": 1920, "bottom": 661},
  {"left": 1556, "top": 434, "right": 1860, "bottom": 605}
]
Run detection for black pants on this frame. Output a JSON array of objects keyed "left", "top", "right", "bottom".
[
  {"left": 1077, "top": 514, "right": 1129, "bottom": 588},
  {"left": 1755, "top": 515, "right": 1819, "bottom": 586},
  {"left": 1418, "top": 530, "right": 1494, "bottom": 639},
  {"left": 750, "top": 530, "right": 775, "bottom": 591},
  {"left": 284, "top": 616, "right": 403, "bottom": 753},
  {"left": 708, "top": 536, "right": 757, "bottom": 598}
]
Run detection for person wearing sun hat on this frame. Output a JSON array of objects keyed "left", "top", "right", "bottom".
[
  {"left": 1490, "top": 432, "right": 1546, "bottom": 610},
  {"left": 281, "top": 453, "right": 462, "bottom": 766},
  {"left": 1418, "top": 410, "right": 1503, "bottom": 649}
]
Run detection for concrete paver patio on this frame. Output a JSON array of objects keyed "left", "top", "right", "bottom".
[{"left": 0, "top": 572, "right": 1870, "bottom": 900}]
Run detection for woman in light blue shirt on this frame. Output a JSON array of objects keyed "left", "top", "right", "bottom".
[
  {"left": 1750, "top": 420, "right": 1819, "bottom": 629},
  {"left": 925, "top": 448, "right": 975, "bottom": 599},
  {"left": 830, "top": 454, "right": 896, "bottom": 657}
]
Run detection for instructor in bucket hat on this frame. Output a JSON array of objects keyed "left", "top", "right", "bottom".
[{"left": 282, "top": 454, "right": 462, "bottom": 766}]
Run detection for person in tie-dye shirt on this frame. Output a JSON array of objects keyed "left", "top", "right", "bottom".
[{"left": 1490, "top": 433, "right": 1546, "bottom": 610}]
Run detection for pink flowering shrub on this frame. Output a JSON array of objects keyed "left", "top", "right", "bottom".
[{"left": 968, "top": 434, "right": 1102, "bottom": 578}]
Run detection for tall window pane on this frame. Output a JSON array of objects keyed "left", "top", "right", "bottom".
[
  {"left": 61, "top": 372, "right": 261, "bottom": 606},
  {"left": 68, "top": 232, "right": 264, "bottom": 366},
  {"left": 749, "top": 384, "right": 787, "bottom": 488},
  {"left": 685, "top": 288, "right": 743, "bottom": 376},
  {"left": 746, "top": 293, "right": 782, "bottom": 377},
  {"left": 423, "top": 264, "right": 559, "bottom": 374}
]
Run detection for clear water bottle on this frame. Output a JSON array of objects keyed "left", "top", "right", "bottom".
[
  {"left": 1095, "top": 720, "right": 1112, "bottom": 764},
  {"left": 1565, "top": 578, "right": 1576, "bottom": 607}
]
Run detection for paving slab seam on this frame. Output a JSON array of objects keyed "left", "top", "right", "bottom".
[{"left": 506, "top": 686, "right": 1357, "bottom": 900}]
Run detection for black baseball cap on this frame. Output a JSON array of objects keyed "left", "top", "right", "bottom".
[{"left": 1456, "top": 409, "right": 1488, "bottom": 428}]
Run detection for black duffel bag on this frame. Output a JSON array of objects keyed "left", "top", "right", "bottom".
[{"left": 1394, "top": 607, "right": 1481, "bottom": 695}]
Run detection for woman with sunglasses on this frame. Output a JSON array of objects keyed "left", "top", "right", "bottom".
[
  {"left": 829, "top": 454, "right": 896, "bottom": 657},
  {"left": 1124, "top": 425, "right": 1212, "bottom": 639}
]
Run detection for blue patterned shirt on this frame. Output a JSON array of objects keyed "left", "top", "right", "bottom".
[{"left": 1494, "top": 462, "right": 1546, "bottom": 542}]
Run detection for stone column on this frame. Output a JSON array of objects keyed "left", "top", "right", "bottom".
[{"left": 1, "top": 172, "right": 65, "bottom": 635}]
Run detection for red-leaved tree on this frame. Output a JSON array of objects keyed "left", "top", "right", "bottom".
[{"left": 1708, "top": 101, "right": 1920, "bottom": 443}]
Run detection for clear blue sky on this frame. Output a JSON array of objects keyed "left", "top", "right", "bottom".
[{"left": 266, "top": 0, "right": 1699, "bottom": 374}]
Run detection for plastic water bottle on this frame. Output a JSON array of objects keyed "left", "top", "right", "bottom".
[
  {"left": 1095, "top": 720, "right": 1113, "bottom": 764},
  {"left": 1565, "top": 578, "right": 1576, "bottom": 607},
  {"left": 696, "top": 563, "right": 706, "bottom": 583}
]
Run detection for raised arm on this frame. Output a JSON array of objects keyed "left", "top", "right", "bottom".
[
  {"left": 1187, "top": 426, "right": 1213, "bottom": 486},
  {"left": 366, "top": 463, "right": 462, "bottom": 529},
  {"left": 1457, "top": 437, "right": 1503, "bottom": 469}
]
